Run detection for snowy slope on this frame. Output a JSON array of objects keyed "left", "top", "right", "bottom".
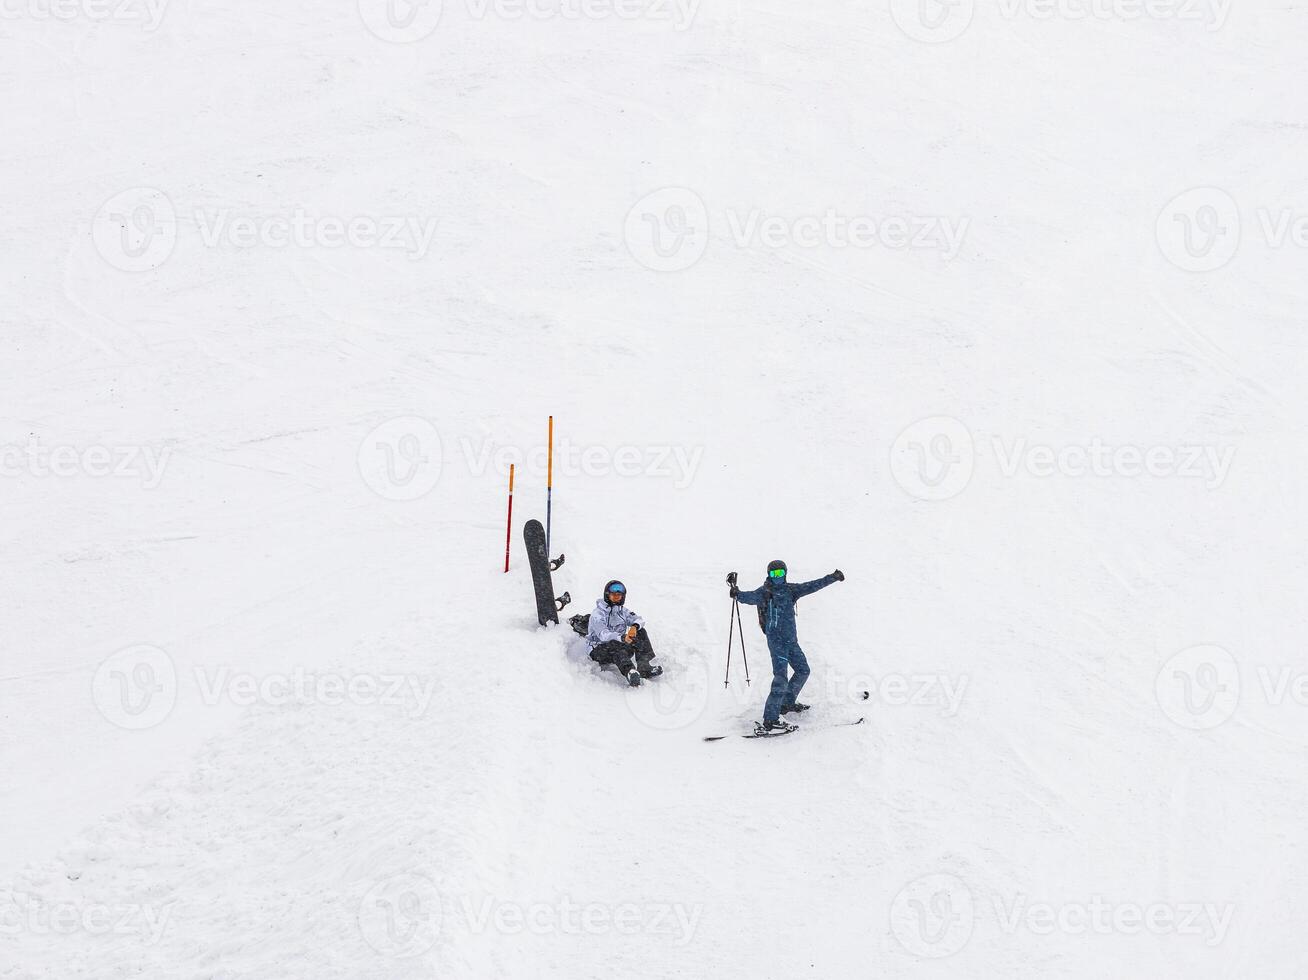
[{"left": 3, "top": 1, "right": 1307, "bottom": 977}]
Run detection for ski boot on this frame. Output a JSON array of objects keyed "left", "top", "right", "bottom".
[
  {"left": 755, "top": 718, "right": 798, "bottom": 736},
  {"left": 780, "top": 702, "right": 810, "bottom": 715},
  {"left": 638, "top": 664, "right": 663, "bottom": 679}
]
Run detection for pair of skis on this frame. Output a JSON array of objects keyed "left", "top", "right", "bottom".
[
  {"left": 704, "top": 690, "right": 870, "bottom": 741},
  {"left": 703, "top": 716, "right": 865, "bottom": 742}
]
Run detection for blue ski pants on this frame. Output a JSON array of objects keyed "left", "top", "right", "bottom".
[{"left": 763, "top": 638, "right": 810, "bottom": 723}]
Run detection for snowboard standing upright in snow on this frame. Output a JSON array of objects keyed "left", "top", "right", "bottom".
[
  {"left": 523, "top": 519, "right": 569, "bottom": 626},
  {"left": 732, "top": 561, "right": 844, "bottom": 733}
]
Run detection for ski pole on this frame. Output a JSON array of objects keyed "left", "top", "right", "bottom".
[
  {"left": 503, "top": 463, "right": 514, "bottom": 573},
  {"left": 733, "top": 598, "right": 751, "bottom": 685},
  {"left": 724, "top": 593, "right": 736, "bottom": 688},
  {"left": 546, "top": 415, "right": 554, "bottom": 556}
]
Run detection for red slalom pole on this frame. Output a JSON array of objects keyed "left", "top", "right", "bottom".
[{"left": 503, "top": 464, "right": 515, "bottom": 573}]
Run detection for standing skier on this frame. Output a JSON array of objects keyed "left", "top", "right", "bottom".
[
  {"left": 731, "top": 561, "right": 844, "bottom": 732},
  {"left": 587, "top": 580, "right": 663, "bottom": 687}
]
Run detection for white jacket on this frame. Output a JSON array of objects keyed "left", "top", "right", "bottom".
[{"left": 586, "top": 597, "right": 645, "bottom": 648}]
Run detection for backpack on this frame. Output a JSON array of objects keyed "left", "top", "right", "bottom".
[{"left": 755, "top": 582, "right": 773, "bottom": 634}]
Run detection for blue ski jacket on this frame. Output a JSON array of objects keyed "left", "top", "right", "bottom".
[{"left": 735, "top": 573, "right": 840, "bottom": 648}]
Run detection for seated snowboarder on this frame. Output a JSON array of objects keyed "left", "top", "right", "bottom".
[
  {"left": 731, "top": 561, "right": 844, "bottom": 732},
  {"left": 587, "top": 580, "right": 663, "bottom": 686}
]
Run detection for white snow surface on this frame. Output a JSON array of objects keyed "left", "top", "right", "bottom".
[{"left": 3, "top": 1, "right": 1307, "bottom": 977}]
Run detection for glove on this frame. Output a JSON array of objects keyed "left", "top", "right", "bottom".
[
  {"left": 833, "top": 569, "right": 845, "bottom": 581},
  {"left": 624, "top": 625, "right": 639, "bottom": 644},
  {"left": 729, "top": 585, "right": 739, "bottom": 598}
]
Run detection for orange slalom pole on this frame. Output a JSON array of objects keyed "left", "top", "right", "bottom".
[
  {"left": 503, "top": 464, "right": 515, "bottom": 573},
  {"left": 546, "top": 416, "right": 554, "bottom": 556}
]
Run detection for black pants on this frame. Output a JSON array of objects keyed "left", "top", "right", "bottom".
[{"left": 590, "top": 627, "right": 656, "bottom": 676}]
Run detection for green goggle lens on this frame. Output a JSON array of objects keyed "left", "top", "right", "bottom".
[{"left": 769, "top": 569, "right": 786, "bottom": 578}]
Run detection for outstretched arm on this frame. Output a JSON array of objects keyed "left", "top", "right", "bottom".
[
  {"left": 792, "top": 571, "right": 842, "bottom": 598},
  {"left": 733, "top": 587, "right": 766, "bottom": 606}
]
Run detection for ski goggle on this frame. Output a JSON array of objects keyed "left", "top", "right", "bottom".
[
  {"left": 607, "top": 583, "right": 626, "bottom": 594},
  {"left": 769, "top": 568, "right": 786, "bottom": 579}
]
